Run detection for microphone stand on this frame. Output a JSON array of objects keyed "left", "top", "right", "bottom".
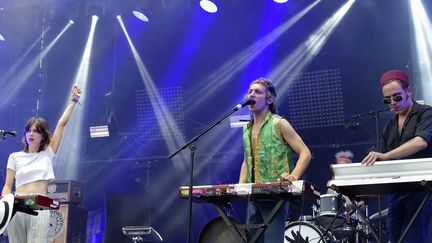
[
  {"left": 350, "top": 108, "right": 390, "bottom": 150},
  {"left": 0, "top": 131, "right": 16, "bottom": 141},
  {"left": 168, "top": 103, "right": 249, "bottom": 243},
  {"left": 350, "top": 107, "right": 390, "bottom": 241}
]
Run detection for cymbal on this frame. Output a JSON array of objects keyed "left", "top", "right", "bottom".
[{"left": 369, "top": 208, "right": 389, "bottom": 220}]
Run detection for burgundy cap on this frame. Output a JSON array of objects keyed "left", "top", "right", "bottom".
[{"left": 380, "top": 70, "right": 409, "bottom": 87}]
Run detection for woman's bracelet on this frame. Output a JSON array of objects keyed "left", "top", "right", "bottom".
[{"left": 71, "top": 97, "right": 81, "bottom": 105}]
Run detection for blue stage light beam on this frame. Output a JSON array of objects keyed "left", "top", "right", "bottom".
[
  {"left": 270, "top": 0, "right": 356, "bottom": 95},
  {"left": 116, "top": 16, "right": 224, "bottom": 223},
  {"left": 0, "top": 27, "right": 50, "bottom": 87},
  {"left": 54, "top": 15, "right": 99, "bottom": 179},
  {"left": 117, "top": 15, "right": 188, "bottom": 171},
  {"left": 0, "top": 21, "right": 73, "bottom": 109},
  {"left": 409, "top": 0, "right": 432, "bottom": 104},
  {"left": 185, "top": 0, "right": 321, "bottom": 110}
]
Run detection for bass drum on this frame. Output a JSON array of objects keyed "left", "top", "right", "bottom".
[
  {"left": 199, "top": 216, "right": 246, "bottom": 243},
  {"left": 284, "top": 221, "right": 337, "bottom": 243}
]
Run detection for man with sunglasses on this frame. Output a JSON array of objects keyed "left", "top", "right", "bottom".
[{"left": 362, "top": 70, "right": 432, "bottom": 242}]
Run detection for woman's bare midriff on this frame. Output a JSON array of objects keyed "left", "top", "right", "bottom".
[{"left": 16, "top": 180, "right": 48, "bottom": 195}]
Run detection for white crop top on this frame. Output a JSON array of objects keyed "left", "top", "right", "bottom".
[{"left": 7, "top": 146, "right": 56, "bottom": 188}]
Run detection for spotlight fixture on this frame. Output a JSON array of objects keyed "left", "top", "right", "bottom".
[
  {"left": 274, "top": 0, "right": 288, "bottom": 3},
  {"left": 85, "top": 3, "right": 105, "bottom": 18},
  {"left": 199, "top": 0, "right": 217, "bottom": 13},
  {"left": 132, "top": 10, "right": 149, "bottom": 22},
  {"left": 0, "top": 33, "right": 4, "bottom": 42},
  {"left": 68, "top": 19, "right": 74, "bottom": 25}
]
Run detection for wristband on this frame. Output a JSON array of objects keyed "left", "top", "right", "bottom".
[{"left": 71, "top": 97, "right": 81, "bottom": 105}]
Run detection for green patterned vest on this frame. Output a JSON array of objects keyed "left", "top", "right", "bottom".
[{"left": 243, "top": 112, "right": 293, "bottom": 183}]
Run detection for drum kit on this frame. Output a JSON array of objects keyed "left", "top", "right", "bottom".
[
  {"left": 284, "top": 194, "right": 374, "bottom": 243},
  {"left": 198, "top": 193, "right": 387, "bottom": 243}
]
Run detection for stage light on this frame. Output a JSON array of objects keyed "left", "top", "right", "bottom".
[
  {"left": 0, "top": 20, "right": 73, "bottom": 109},
  {"left": 54, "top": 14, "right": 99, "bottom": 179},
  {"left": 117, "top": 16, "right": 188, "bottom": 170},
  {"left": 132, "top": 10, "right": 149, "bottom": 22},
  {"left": 185, "top": 0, "right": 321, "bottom": 110},
  {"left": 409, "top": 0, "right": 432, "bottom": 104},
  {"left": 69, "top": 19, "right": 74, "bottom": 25},
  {"left": 271, "top": 0, "right": 355, "bottom": 96},
  {"left": 200, "top": 0, "right": 218, "bottom": 13},
  {"left": 274, "top": 0, "right": 288, "bottom": 3},
  {"left": 85, "top": 2, "right": 105, "bottom": 18},
  {"left": 0, "top": 33, "right": 4, "bottom": 41}
]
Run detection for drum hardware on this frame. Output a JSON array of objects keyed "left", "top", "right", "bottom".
[
  {"left": 368, "top": 209, "right": 388, "bottom": 243},
  {"left": 298, "top": 215, "right": 314, "bottom": 222},
  {"left": 285, "top": 218, "right": 371, "bottom": 243},
  {"left": 283, "top": 202, "right": 377, "bottom": 242},
  {"left": 317, "top": 206, "right": 345, "bottom": 242},
  {"left": 345, "top": 196, "right": 381, "bottom": 243},
  {"left": 312, "top": 204, "right": 318, "bottom": 218},
  {"left": 332, "top": 222, "right": 357, "bottom": 240},
  {"left": 368, "top": 208, "right": 388, "bottom": 220},
  {"left": 310, "top": 193, "right": 376, "bottom": 242},
  {"left": 315, "top": 194, "right": 347, "bottom": 228}
]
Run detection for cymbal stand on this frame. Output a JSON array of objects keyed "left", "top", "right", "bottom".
[
  {"left": 317, "top": 206, "right": 344, "bottom": 243},
  {"left": 352, "top": 203, "right": 369, "bottom": 243},
  {"left": 346, "top": 196, "right": 381, "bottom": 243}
]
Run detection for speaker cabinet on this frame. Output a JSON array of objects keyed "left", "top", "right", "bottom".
[
  {"left": 47, "top": 180, "right": 85, "bottom": 205},
  {"left": 48, "top": 204, "right": 88, "bottom": 243}
]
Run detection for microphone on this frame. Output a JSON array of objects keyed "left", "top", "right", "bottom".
[
  {"left": 234, "top": 99, "right": 256, "bottom": 110},
  {"left": 344, "top": 120, "right": 360, "bottom": 129},
  {"left": 0, "top": 130, "right": 17, "bottom": 137}
]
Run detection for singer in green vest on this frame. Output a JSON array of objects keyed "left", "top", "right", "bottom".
[{"left": 239, "top": 78, "right": 311, "bottom": 243}]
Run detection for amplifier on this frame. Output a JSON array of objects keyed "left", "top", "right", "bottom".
[
  {"left": 47, "top": 180, "right": 85, "bottom": 205},
  {"left": 48, "top": 204, "right": 88, "bottom": 243}
]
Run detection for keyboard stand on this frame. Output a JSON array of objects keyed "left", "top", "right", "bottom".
[
  {"left": 345, "top": 196, "right": 381, "bottom": 243},
  {"left": 211, "top": 198, "right": 285, "bottom": 243},
  {"left": 397, "top": 183, "right": 431, "bottom": 243},
  {"left": 333, "top": 180, "right": 432, "bottom": 243}
]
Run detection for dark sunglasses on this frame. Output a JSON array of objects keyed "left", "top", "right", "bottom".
[{"left": 383, "top": 95, "right": 403, "bottom": 104}]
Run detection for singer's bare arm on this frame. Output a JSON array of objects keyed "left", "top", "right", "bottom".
[
  {"left": 239, "top": 154, "right": 247, "bottom": 183},
  {"left": 361, "top": 136, "right": 428, "bottom": 165},
  {"left": 2, "top": 169, "right": 15, "bottom": 196},
  {"left": 279, "top": 119, "right": 311, "bottom": 181},
  {"left": 50, "top": 86, "right": 81, "bottom": 154}
]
